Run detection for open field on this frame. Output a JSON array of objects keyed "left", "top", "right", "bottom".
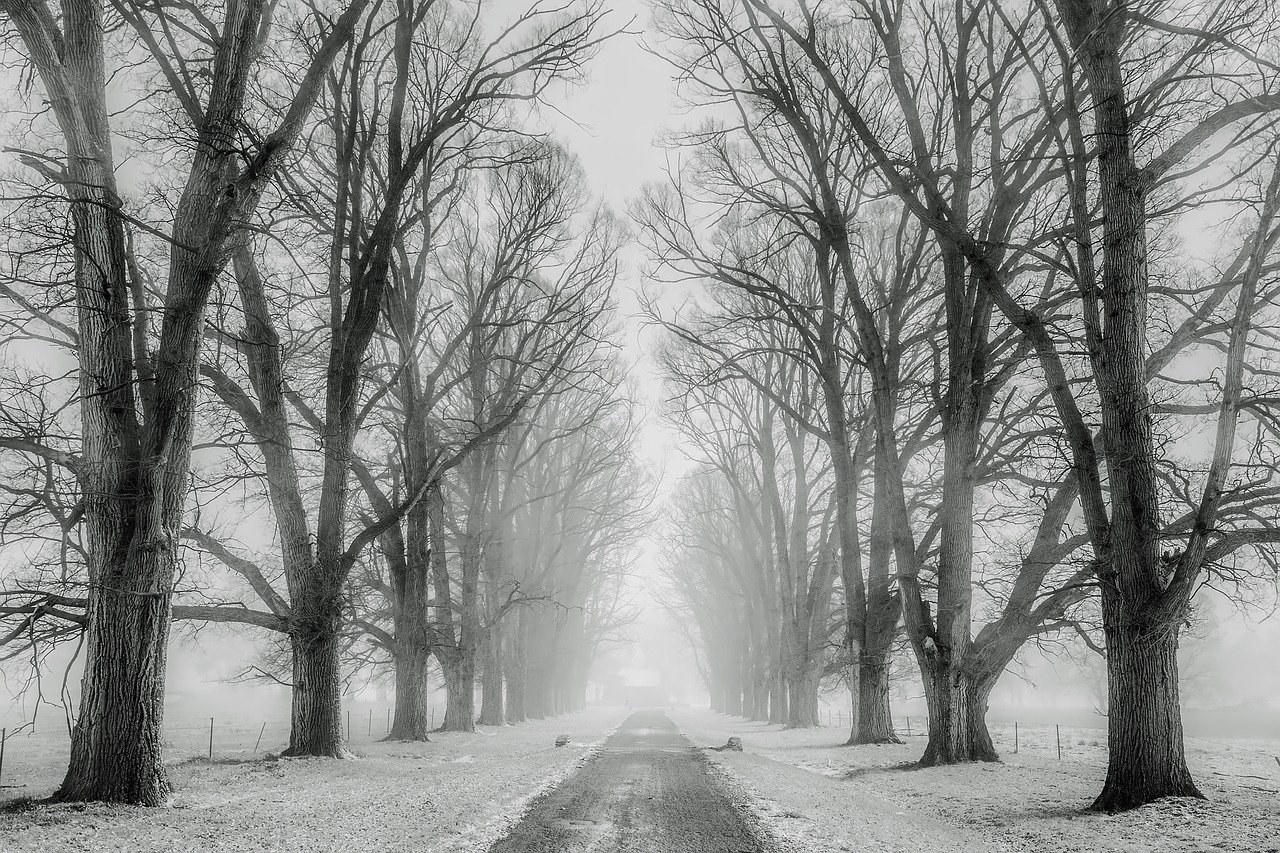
[
  {"left": 0, "top": 706, "right": 629, "bottom": 853},
  {"left": 672, "top": 707, "right": 1280, "bottom": 853},
  {"left": 2, "top": 704, "right": 1275, "bottom": 852}
]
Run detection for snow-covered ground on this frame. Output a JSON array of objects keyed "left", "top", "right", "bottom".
[
  {"left": 0, "top": 706, "right": 629, "bottom": 852},
  {"left": 671, "top": 707, "right": 1280, "bottom": 853}
]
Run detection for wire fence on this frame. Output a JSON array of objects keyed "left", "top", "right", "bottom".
[
  {"left": 0, "top": 702, "right": 449, "bottom": 790},
  {"left": 813, "top": 707, "right": 1106, "bottom": 760}
]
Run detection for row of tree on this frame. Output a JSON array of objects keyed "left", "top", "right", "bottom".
[
  {"left": 0, "top": 0, "right": 644, "bottom": 806},
  {"left": 648, "top": 0, "right": 1280, "bottom": 812}
]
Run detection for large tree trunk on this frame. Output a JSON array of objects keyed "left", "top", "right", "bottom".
[
  {"left": 283, "top": 617, "right": 345, "bottom": 757},
  {"left": 786, "top": 664, "right": 821, "bottom": 728},
  {"left": 439, "top": 651, "right": 476, "bottom": 732},
  {"left": 850, "top": 656, "right": 897, "bottom": 744},
  {"left": 913, "top": 290, "right": 988, "bottom": 764},
  {"left": 1051, "top": 0, "right": 1205, "bottom": 810},
  {"left": 1092, "top": 610, "right": 1200, "bottom": 810},
  {"left": 918, "top": 666, "right": 997, "bottom": 766},
  {"left": 56, "top": 575, "right": 173, "bottom": 804},
  {"left": 850, "top": 463, "right": 902, "bottom": 744},
  {"left": 388, "top": 642, "right": 432, "bottom": 741}
]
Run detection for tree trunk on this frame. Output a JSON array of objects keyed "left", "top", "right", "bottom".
[
  {"left": 388, "top": 642, "right": 432, "bottom": 741},
  {"left": 769, "top": 670, "right": 788, "bottom": 725},
  {"left": 852, "top": 461, "right": 902, "bottom": 744},
  {"left": 283, "top": 619, "right": 345, "bottom": 757},
  {"left": 506, "top": 611, "right": 528, "bottom": 723},
  {"left": 55, "top": 577, "right": 173, "bottom": 805},
  {"left": 478, "top": 620, "right": 505, "bottom": 726},
  {"left": 786, "top": 665, "right": 821, "bottom": 728},
  {"left": 725, "top": 667, "right": 744, "bottom": 716},
  {"left": 1092, "top": 618, "right": 1201, "bottom": 810},
  {"left": 740, "top": 655, "right": 756, "bottom": 719},
  {"left": 1052, "top": 0, "right": 1206, "bottom": 810},
  {"left": 439, "top": 652, "right": 476, "bottom": 732},
  {"left": 525, "top": 623, "right": 554, "bottom": 718},
  {"left": 750, "top": 664, "right": 769, "bottom": 721},
  {"left": 850, "top": 656, "right": 898, "bottom": 744},
  {"left": 918, "top": 666, "right": 997, "bottom": 766}
]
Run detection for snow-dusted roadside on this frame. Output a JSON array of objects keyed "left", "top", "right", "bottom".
[
  {"left": 0, "top": 706, "right": 629, "bottom": 853},
  {"left": 671, "top": 707, "right": 1280, "bottom": 853}
]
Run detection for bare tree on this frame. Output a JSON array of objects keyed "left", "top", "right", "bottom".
[
  {"left": 748, "top": 0, "right": 1280, "bottom": 807},
  {"left": 0, "top": 0, "right": 367, "bottom": 803}
]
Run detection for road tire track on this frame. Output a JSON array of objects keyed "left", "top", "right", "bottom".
[{"left": 488, "top": 710, "right": 769, "bottom": 853}]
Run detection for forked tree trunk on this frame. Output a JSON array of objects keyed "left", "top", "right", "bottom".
[
  {"left": 1093, "top": 617, "right": 1201, "bottom": 810},
  {"left": 918, "top": 667, "right": 997, "bottom": 766},
  {"left": 56, "top": 576, "right": 173, "bottom": 804},
  {"left": 284, "top": 617, "right": 345, "bottom": 757}
]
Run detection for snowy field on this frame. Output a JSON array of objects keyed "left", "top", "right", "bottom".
[
  {"left": 672, "top": 707, "right": 1280, "bottom": 853},
  {"left": 0, "top": 706, "right": 629, "bottom": 852},
  {"left": 2, "top": 705, "right": 1276, "bottom": 852}
]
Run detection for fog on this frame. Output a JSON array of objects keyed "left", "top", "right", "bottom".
[{"left": 0, "top": 0, "right": 1279, "bottom": 839}]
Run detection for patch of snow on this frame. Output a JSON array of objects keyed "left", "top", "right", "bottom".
[
  {"left": 671, "top": 707, "right": 1280, "bottom": 853},
  {"left": 0, "top": 706, "right": 631, "bottom": 853}
]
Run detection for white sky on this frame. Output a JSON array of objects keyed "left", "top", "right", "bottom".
[{"left": 542, "top": 2, "right": 695, "bottom": 500}]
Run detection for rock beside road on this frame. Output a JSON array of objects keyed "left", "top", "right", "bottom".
[{"left": 710, "top": 737, "right": 743, "bottom": 752}]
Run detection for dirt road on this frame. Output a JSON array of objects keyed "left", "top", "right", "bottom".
[{"left": 488, "top": 709, "right": 767, "bottom": 853}]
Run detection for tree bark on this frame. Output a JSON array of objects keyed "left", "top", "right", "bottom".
[
  {"left": 786, "top": 664, "right": 821, "bottom": 728},
  {"left": 56, "top": 576, "right": 172, "bottom": 804},
  {"left": 918, "top": 666, "right": 997, "bottom": 766},
  {"left": 388, "top": 642, "right": 432, "bottom": 741},
  {"left": 769, "top": 668, "right": 788, "bottom": 725},
  {"left": 438, "top": 651, "right": 476, "bottom": 732},
  {"left": 850, "top": 657, "right": 897, "bottom": 744},
  {"left": 478, "top": 619, "right": 506, "bottom": 726},
  {"left": 1051, "top": 0, "right": 1206, "bottom": 809},
  {"left": 283, "top": 616, "right": 345, "bottom": 757},
  {"left": 1092, "top": 608, "right": 1201, "bottom": 809},
  {"left": 850, "top": 461, "right": 901, "bottom": 744},
  {"left": 506, "top": 609, "right": 528, "bottom": 723}
]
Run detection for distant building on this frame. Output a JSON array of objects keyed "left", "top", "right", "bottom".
[{"left": 606, "top": 667, "right": 668, "bottom": 707}]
